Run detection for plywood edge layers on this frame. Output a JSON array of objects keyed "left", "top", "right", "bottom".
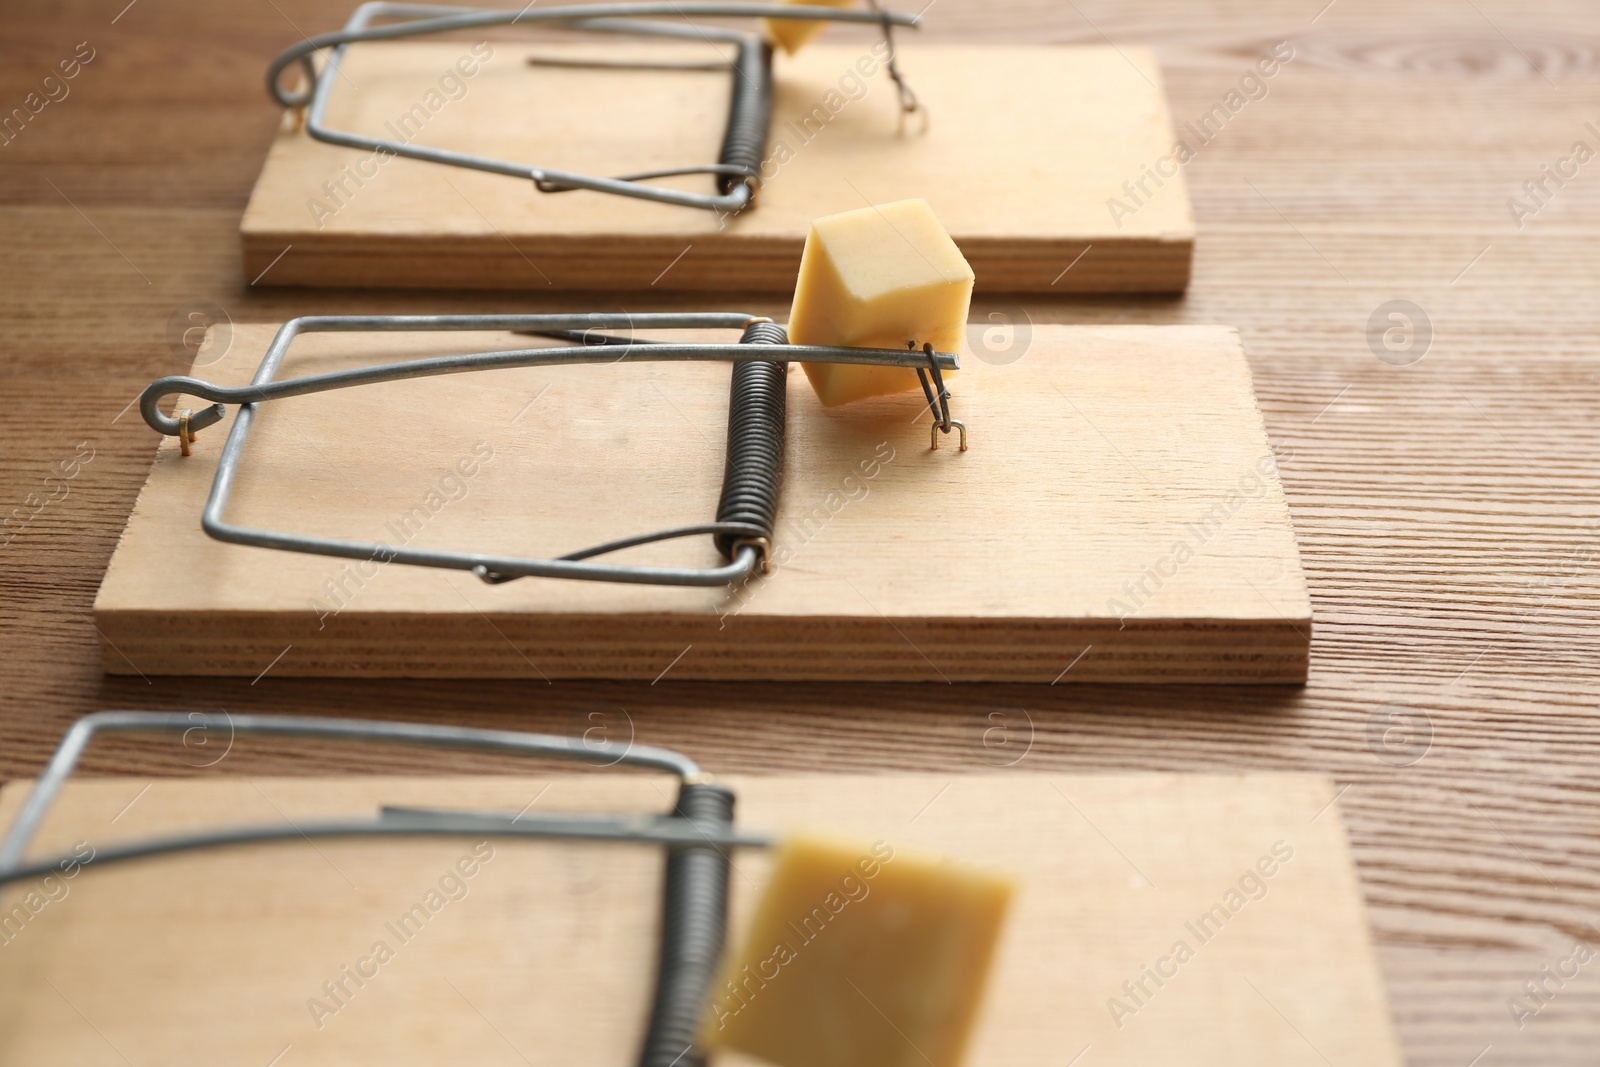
[
  {"left": 93, "top": 609, "right": 1310, "bottom": 682},
  {"left": 238, "top": 232, "right": 1194, "bottom": 294}
]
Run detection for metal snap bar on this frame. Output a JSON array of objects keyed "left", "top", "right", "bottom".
[
  {"left": 266, "top": 2, "right": 923, "bottom": 215},
  {"left": 0, "top": 711, "right": 769, "bottom": 1067},
  {"left": 138, "top": 313, "right": 959, "bottom": 588}
]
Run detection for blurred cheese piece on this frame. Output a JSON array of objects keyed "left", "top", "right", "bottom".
[
  {"left": 702, "top": 834, "right": 1013, "bottom": 1067},
  {"left": 788, "top": 199, "right": 975, "bottom": 408},
  {"left": 763, "top": 0, "right": 856, "bottom": 55}
]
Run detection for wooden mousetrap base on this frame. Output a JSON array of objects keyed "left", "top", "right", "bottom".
[
  {"left": 94, "top": 324, "right": 1309, "bottom": 682},
  {"left": 240, "top": 43, "right": 1193, "bottom": 293},
  {"left": 0, "top": 772, "right": 1399, "bottom": 1066}
]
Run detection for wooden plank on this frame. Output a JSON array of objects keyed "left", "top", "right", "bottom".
[
  {"left": 239, "top": 42, "right": 1193, "bottom": 293},
  {"left": 92, "top": 323, "right": 1307, "bottom": 681},
  {"left": 0, "top": 773, "right": 1399, "bottom": 1066}
]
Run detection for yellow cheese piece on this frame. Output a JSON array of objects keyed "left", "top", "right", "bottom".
[
  {"left": 762, "top": 0, "right": 856, "bottom": 56},
  {"left": 787, "top": 198, "right": 975, "bottom": 408},
  {"left": 702, "top": 834, "right": 1013, "bottom": 1067}
]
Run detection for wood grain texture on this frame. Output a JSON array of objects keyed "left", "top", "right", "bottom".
[
  {"left": 0, "top": 773, "right": 1398, "bottom": 1066},
  {"left": 3, "top": 1, "right": 1600, "bottom": 1064},
  {"left": 240, "top": 43, "right": 1193, "bottom": 293},
  {"left": 94, "top": 323, "right": 1307, "bottom": 681}
]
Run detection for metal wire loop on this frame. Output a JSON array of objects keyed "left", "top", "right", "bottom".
[
  {"left": 0, "top": 712, "right": 766, "bottom": 1067},
  {"left": 916, "top": 342, "right": 968, "bottom": 452},
  {"left": 865, "top": 0, "right": 925, "bottom": 133},
  {"left": 265, "top": 3, "right": 921, "bottom": 213},
  {"left": 139, "top": 313, "right": 958, "bottom": 587}
]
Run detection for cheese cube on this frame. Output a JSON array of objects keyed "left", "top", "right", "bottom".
[
  {"left": 762, "top": 0, "right": 856, "bottom": 55},
  {"left": 702, "top": 835, "right": 1013, "bottom": 1067},
  {"left": 787, "top": 199, "right": 975, "bottom": 408}
]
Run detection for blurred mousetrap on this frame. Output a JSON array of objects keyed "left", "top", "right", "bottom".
[
  {"left": 93, "top": 315, "right": 1308, "bottom": 682},
  {"left": 0, "top": 713, "right": 1399, "bottom": 1066},
  {"left": 239, "top": 3, "right": 1194, "bottom": 292}
]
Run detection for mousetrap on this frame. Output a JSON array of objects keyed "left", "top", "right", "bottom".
[
  {"left": 0, "top": 713, "right": 1400, "bottom": 1066},
  {"left": 240, "top": 3, "right": 1193, "bottom": 292},
  {"left": 94, "top": 314, "right": 1309, "bottom": 682}
]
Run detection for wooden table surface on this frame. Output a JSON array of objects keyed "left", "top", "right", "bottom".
[{"left": 2, "top": 1, "right": 1597, "bottom": 1064}]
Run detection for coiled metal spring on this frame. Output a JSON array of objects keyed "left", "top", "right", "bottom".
[
  {"left": 714, "top": 320, "right": 788, "bottom": 560},
  {"left": 637, "top": 780, "right": 737, "bottom": 1067},
  {"left": 717, "top": 36, "right": 775, "bottom": 195}
]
